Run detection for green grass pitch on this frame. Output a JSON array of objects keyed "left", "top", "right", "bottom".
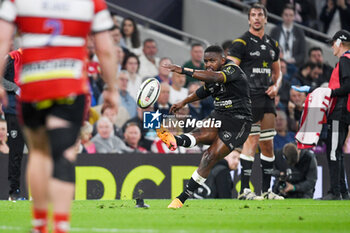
[{"left": 0, "top": 199, "right": 350, "bottom": 233}]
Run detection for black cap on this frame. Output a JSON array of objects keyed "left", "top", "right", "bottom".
[{"left": 327, "top": 30, "right": 350, "bottom": 44}]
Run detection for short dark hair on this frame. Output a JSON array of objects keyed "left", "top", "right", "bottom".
[
  {"left": 122, "top": 53, "right": 140, "bottom": 71},
  {"left": 248, "top": 3, "right": 267, "bottom": 19},
  {"left": 143, "top": 38, "right": 156, "bottom": 46},
  {"left": 222, "top": 40, "right": 232, "bottom": 51},
  {"left": 283, "top": 143, "right": 299, "bottom": 167},
  {"left": 111, "top": 12, "right": 118, "bottom": 17},
  {"left": 282, "top": 3, "right": 295, "bottom": 14},
  {"left": 308, "top": 47, "right": 323, "bottom": 56},
  {"left": 204, "top": 45, "right": 224, "bottom": 57},
  {"left": 191, "top": 43, "right": 204, "bottom": 49},
  {"left": 159, "top": 57, "right": 173, "bottom": 64},
  {"left": 303, "top": 61, "right": 322, "bottom": 70},
  {"left": 125, "top": 122, "right": 140, "bottom": 131}
]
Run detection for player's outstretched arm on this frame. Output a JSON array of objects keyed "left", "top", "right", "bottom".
[
  {"left": 93, "top": 32, "right": 119, "bottom": 112},
  {"left": 163, "top": 64, "right": 225, "bottom": 83}
]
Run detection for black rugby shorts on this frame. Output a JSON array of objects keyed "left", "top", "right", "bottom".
[
  {"left": 251, "top": 94, "right": 276, "bottom": 123},
  {"left": 209, "top": 111, "right": 251, "bottom": 151}
]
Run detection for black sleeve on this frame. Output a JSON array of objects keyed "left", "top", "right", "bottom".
[
  {"left": 272, "top": 39, "right": 280, "bottom": 62},
  {"left": 228, "top": 38, "right": 246, "bottom": 61},
  {"left": 331, "top": 57, "right": 350, "bottom": 97},
  {"left": 214, "top": 170, "right": 233, "bottom": 198},
  {"left": 221, "top": 64, "right": 241, "bottom": 83},
  {"left": 195, "top": 85, "right": 211, "bottom": 99},
  {"left": 294, "top": 153, "right": 317, "bottom": 193}
]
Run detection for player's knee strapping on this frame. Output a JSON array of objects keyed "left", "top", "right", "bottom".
[
  {"left": 259, "top": 128, "right": 276, "bottom": 141},
  {"left": 48, "top": 126, "right": 80, "bottom": 183},
  {"left": 249, "top": 124, "right": 261, "bottom": 136}
]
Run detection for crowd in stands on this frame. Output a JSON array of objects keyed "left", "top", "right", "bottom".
[
  {"left": 232, "top": 0, "right": 350, "bottom": 37},
  {"left": 70, "top": 14, "right": 219, "bottom": 155},
  {"left": 73, "top": 3, "right": 350, "bottom": 155},
  {"left": 1, "top": 2, "right": 349, "bottom": 157}
]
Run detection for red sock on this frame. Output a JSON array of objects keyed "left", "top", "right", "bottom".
[
  {"left": 53, "top": 213, "right": 70, "bottom": 233},
  {"left": 32, "top": 208, "right": 48, "bottom": 233}
]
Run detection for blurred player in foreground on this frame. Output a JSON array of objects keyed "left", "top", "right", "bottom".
[
  {"left": 159, "top": 45, "right": 252, "bottom": 208},
  {"left": 0, "top": 0, "right": 118, "bottom": 232}
]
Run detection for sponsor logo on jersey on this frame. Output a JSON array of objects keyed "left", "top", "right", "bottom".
[
  {"left": 250, "top": 37, "right": 258, "bottom": 43},
  {"left": 214, "top": 99, "right": 232, "bottom": 107},
  {"left": 260, "top": 44, "right": 266, "bottom": 50},
  {"left": 21, "top": 59, "right": 83, "bottom": 83},
  {"left": 222, "top": 131, "right": 232, "bottom": 141},
  {"left": 252, "top": 67, "right": 271, "bottom": 75},
  {"left": 223, "top": 65, "right": 235, "bottom": 75},
  {"left": 10, "top": 130, "right": 17, "bottom": 139},
  {"left": 250, "top": 51, "right": 260, "bottom": 56}
]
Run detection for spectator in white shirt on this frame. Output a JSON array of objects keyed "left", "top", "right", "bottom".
[
  {"left": 169, "top": 72, "right": 188, "bottom": 104},
  {"left": 138, "top": 38, "right": 160, "bottom": 79}
]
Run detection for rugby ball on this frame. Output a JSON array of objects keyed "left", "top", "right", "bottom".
[{"left": 136, "top": 78, "right": 160, "bottom": 109}]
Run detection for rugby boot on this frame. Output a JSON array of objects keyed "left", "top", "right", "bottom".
[
  {"left": 263, "top": 189, "right": 284, "bottom": 200},
  {"left": 341, "top": 192, "right": 350, "bottom": 200},
  {"left": 156, "top": 126, "right": 177, "bottom": 151},
  {"left": 8, "top": 189, "right": 26, "bottom": 201},
  {"left": 168, "top": 198, "right": 183, "bottom": 208},
  {"left": 321, "top": 192, "right": 341, "bottom": 200},
  {"left": 238, "top": 188, "right": 264, "bottom": 200}
]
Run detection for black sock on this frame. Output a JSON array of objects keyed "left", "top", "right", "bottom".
[
  {"left": 175, "top": 134, "right": 193, "bottom": 147},
  {"left": 177, "top": 177, "right": 201, "bottom": 203},
  {"left": 328, "top": 160, "right": 341, "bottom": 196},
  {"left": 261, "top": 157, "right": 274, "bottom": 193},
  {"left": 240, "top": 157, "right": 253, "bottom": 194}
]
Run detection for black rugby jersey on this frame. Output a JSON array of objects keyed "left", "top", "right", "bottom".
[
  {"left": 228, "top": 31, "right": 280, "bottom": 96},
  {"left": 196, "top": 60, "right": 252, "bottom": 120}
]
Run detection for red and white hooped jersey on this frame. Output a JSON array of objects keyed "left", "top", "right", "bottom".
[{"left": 0, "top": 0, "right": 113, "bottom": 101}]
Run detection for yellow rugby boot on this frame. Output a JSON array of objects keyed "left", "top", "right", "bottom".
[
  {"left": 156, "top": 126, "right": 177, "bottom": 151},
  {"left": 167, "top": 198, "right": 183, "bottom": 208}
]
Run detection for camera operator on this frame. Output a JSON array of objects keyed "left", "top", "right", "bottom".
[{"left": 273, "top": 143, "right": 317, "bottom": 198}]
